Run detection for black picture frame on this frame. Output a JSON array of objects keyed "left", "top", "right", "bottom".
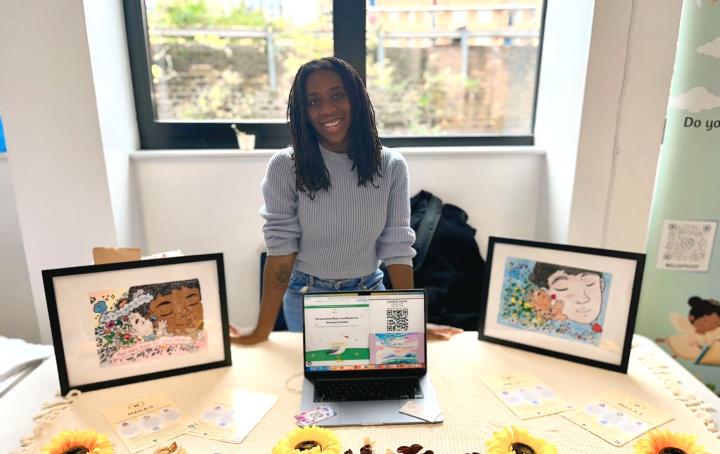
[
  {"left": 43, "top": 253, "right": 231, "bottom": 394},
  {"left": 478, "top": 237, "right": 645, "bottom": 373}
]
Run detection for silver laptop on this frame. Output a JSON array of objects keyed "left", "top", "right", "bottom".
[{"left": 300, "top": 289, "right": 443, "bottom": 426}]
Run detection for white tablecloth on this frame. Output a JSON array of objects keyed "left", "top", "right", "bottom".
[{"left": 3, "top": 333, "right": 720, "bottom": 453}]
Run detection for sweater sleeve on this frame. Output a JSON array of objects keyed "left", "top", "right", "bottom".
[
  {"left": 260, "top": 150, "right": 301, "bottom": 256},
  {"left": 377, "top": 152, "right": 416, "bottom": 266}
]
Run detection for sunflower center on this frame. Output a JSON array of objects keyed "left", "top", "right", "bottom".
[
  {"left": 295, "top": 440, "right": 322, "bottom": 451},
  {"left": 658, "top": 449, "right": 687, "bottom": 454},
  {"left": 63, "top": 449, "right": 90, "bottom": 454},
  {"left": 510, "top": 442, "right": 536, "bottom": 454}
]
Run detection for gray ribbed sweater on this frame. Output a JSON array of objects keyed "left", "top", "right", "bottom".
[{"left": 260, "top": 144, "right": 416, "bottom": 279}]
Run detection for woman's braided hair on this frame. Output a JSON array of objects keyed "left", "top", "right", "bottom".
[{"left": 287, "top": 57, "right": 382, "bottom": 199}]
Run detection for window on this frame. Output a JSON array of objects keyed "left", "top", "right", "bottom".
[
  {"left": 124, "top": 0, "right": 546, "bottom": 149},
  {"left": 366, "top": 1, "right": 544, "bottom": 142}
]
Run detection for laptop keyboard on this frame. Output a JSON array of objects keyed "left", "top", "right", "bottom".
[{"left": 314, "top": 377, "right": 424, "bottom": 402}]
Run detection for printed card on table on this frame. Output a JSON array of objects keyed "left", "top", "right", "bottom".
[
  {"left": 563, "top": 389, "right": 673, "bottom": 447},
  {"left": 103, "top": 393, "right": 188, "bottom": 453},
  {"left": 295, "top": 405, "right": 337, "bottom": 427},
  {"left": 398, "top": 399, "right": 443, "bottom": 423},
  {"left": 482, "top": 372, "right": 572, "bottom": 419},
  {"left": 187, "top": 388, "right": 278, "bottom": 444}
]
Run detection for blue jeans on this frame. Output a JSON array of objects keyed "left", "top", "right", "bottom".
[{"left": 283, "top": 269, "right": 386, "bottom": 332}]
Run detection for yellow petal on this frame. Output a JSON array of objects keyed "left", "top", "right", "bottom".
[
  {"left": 272, "top": 426, "right": 342, "bottom": 454},
  {"left": 41, "top": 429, "right": 113, "bottom": 454},
  {"left": 485, "top": 425, "right": 558, "bottom": 454},
  {"left": 634, "top": 429, "right": 708, "bottom": 454}
]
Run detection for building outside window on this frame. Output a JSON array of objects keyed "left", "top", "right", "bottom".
[
  {"left": 125, "top": 0, "right": 545, "bottom": 149},
  {"left": 366, "top": 1, "right": 543, "bottom": 137}
]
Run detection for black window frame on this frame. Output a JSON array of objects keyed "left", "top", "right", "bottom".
[{"left": 123, "top": 0, "right": 545, "bottom": 149}]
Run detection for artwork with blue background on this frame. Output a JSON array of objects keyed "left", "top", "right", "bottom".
[{"left": 498, "top": 257, "right": 612, "bottom": 346}]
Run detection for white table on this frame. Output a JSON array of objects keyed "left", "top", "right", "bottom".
[
  {"left": 3, "top": 333, "right": 720, "bottom": 453},
  {"left": 2, "top": 357, "right": 61, "bottom": 453}
]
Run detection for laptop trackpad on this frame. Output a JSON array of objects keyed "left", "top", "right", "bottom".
[{"left": 335, "top": 400, "right": 419, "bottom": 426}]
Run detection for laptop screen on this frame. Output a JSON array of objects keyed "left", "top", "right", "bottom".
[{"left": 303, "top": 290, "right": 426, "bottom": 373}]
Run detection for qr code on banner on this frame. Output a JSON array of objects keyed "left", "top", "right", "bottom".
[
  {"left": 657, "top": 220, "right": 717, "bottom": 272},
  {"left": 663, "top": 222, "right": 712, "bottom": 261},
  {"left": 386, "top": 308, "right": 409, "bottom": 331}
]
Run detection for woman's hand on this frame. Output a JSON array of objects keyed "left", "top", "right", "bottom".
[
  {"left": 231, "top": 253, "right": 296, "bottom": 346},
  {"left": 229, "top": 324, "right": 271, "bottom": 345},
  {"left": 427, "top": 323, "right": 463, "bottom": 340}
]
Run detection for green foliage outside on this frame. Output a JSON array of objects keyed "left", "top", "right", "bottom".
[
  {"left": 146, "top": 0, "right": 536, "bottom": 135},
  {"left": 148, "top": 0, "right": 265, "bottom": 28},
  {"left": 147, "top": 0, "right": 333, "bottom": 121}
]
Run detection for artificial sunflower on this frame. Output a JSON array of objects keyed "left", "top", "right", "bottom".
[
  {"left": 633, "top": 429, "right": 709, "bottom": 454},
  {"left": 41, "top": 429, "right": 113, "bottom": 454},
  {"left": 485, "top": 426, "right": 557, "bottom": 454},
  {"left": 272, "top": 426, "right": 342, "bottom": 454}
]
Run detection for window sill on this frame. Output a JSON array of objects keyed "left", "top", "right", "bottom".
[{"left": 130, "top": 146, "right": 544, "bottom": 160}]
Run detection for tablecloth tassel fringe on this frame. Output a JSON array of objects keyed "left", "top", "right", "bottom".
[
  {"left": 9, "top": 389, "right": 81, "bottom": 454},
  {"left": 637, "top": 346, "right": 719, "bottom": 435}
]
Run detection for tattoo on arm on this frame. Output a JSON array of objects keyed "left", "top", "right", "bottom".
[{"left": 272, "top": 264, "right": 292, "bottom": 290}]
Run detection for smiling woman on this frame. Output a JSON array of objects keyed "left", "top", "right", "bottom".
[
  {"left": 286, "top": 57, "right": 383, "bottom": 200},
  {"left": 305, "top": 70, "right": 352, "bottom": 152},
  {"left": 230, "top": 57, "right": 463, "bottom": 344},
  {"left": 230, "top": 57, "right": 413, "bottom": 342}
]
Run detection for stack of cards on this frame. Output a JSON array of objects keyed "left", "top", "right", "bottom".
[
  {"left": 398, "top": 400, "right": 443, "bottom": 423},
  {"left": 564, "top": 390, "right": 673, "bottom": 446},
  {"left": 103, "top": 394, "right": 188, "bottom": 453},
  {"left": 103, "top": 389, "right": 278, "bottom": 452},
  {"left": 482, "top": 372, "right": 572, "bottom": 419},
  {"left": 294, "top": 405, "right": 337, "bottom": 426},
  {"left": 187, "top": 389, "right": 277, "bottom": 444}
]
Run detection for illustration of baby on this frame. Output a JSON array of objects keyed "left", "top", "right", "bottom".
[
  {"left": 659, "top": 296, "right": 720, "bottom": 365},
  {"left": 128, "top": 311, "right": 168, "bottom": 342},
  {"left": 528, "top": 262, "right": 605, "bottom": 327},
  {"left": 527, "top": 289, "right": 566, "bottom": 321}
]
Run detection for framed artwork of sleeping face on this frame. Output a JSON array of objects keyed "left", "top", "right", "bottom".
[
  {"left": 43, "top": 253, "right": 231, "bottom": 394},
  {"left": 478, "top": 237, "right": 645, "bottom": 373}
]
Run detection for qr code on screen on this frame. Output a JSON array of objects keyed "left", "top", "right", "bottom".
[{"left": 386, "top": 308, "right": 409, "bottom": 331}]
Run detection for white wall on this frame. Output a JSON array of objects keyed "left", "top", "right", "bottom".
[
  {"left": 597, "top": 0, "right": 680, "bottom": 251},
  {"left": 0, "top": 0, "right": 118, "bottom": 343},
  {"left": 535, "top": 0, "right": 681, "bottom": 252},
  {"left": 533, "top": 0, "right": 594, "bottom": 243},
  {"left": 0, "top": 156, "right": 38, "bottom": 341},
  {"left": 84, "top": 0, "right": 145, "bottom": 249},
  {"left": 565, "top": 0, "right": 635, "bottom": 247},
  {"left": 133, "top": 148, "right": 544, "bottom": 327}
]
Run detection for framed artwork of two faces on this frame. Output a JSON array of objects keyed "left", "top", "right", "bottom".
[
  {"left": 43, "top": 253, "right": 231, "bottom": 394},
  {"left": 479, "top": 237, "right": 646, "bottom": 373}
]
